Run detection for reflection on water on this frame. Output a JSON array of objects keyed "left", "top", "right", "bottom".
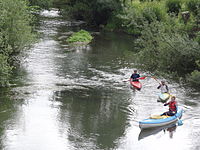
[
  {"left": 138, "top": 123, "right": 177, "bottom": 140},
  {"left": 0, "top": 9, "right": 199, "bottom": 150},
  {"left": 53, "top": 88, "right": 130, "bottom": 149}
]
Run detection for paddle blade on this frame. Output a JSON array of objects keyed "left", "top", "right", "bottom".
[
  {"left": 139, "top": 76, "right": 146, "bottom": 80},
  {"left": 177, "top": 119, "right": 183, "bottom": 126},
  {"left": 123, "top": 79, "right": 130, "bottom": 82}
]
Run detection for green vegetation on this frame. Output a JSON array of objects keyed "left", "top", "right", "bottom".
[
  {"left": 0, "top": 0, "right": 35, "bottom": 86},
  {"left": 135, "top": 20, "right": 200, "bottom": 75},
  {"left": 29, "top": 0, "right": 53, "bottom": 9},
  {"left": 188, "top": 70, "right": 200, "bottom": 88},
  {"left": 55, "top": 0, "right": 121, "bottom": 26},
  {"left": 186, "top": 0, "right": 200, "bottom": 16},
  {"left": 0, "top": 54, "right": 12, "bottom": 86},
  {"left": 166, "top": 0, "right": 182, "bottom": 15},
  {"left": 67, "top": 30, "right": 93, "bottom": 44},
  {"left": 116, "top": 1, "right": 167, "bottom": 34},
  {"left": 108, "top": 0, "right": 200, "bottom": 87}
]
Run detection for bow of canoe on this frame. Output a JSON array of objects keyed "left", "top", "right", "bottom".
[{"left": 130, "top": 81, "right": 142, "bottom": 90}]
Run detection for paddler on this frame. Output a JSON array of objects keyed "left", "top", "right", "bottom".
[
  {"left": 157, "top": 81, "right": 169, "bottom": 93},
  {"left": 161, "top": 96, "right": 177, "bottom": 116},
  {"left": 130, "top": 70, "right": 140, "bottom": 81}
]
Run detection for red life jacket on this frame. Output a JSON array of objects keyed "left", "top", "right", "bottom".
[{"left": 169, "top": 101, "right": 177, "bottom": 112}]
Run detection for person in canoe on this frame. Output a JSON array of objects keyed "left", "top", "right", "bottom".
[
  {"left": 161, "top": 96, "right": 177, "bottom": 116},
  {"left": 157, "top": 81, "right": 169, "bottom": 93},
  {"left": 130, "top": 70, "right": 140, "bottom": 81}
]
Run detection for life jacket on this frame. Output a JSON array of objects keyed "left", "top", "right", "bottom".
[
  {"left": 131, "top": 73, "right": 140, "bottom": 81},
  {"left": 169, "top": 101, "right": 177, "bottom": 112}
]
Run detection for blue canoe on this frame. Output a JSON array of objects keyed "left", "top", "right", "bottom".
[{"left": 139, "top": 107, "right": 183, "bottom": 129}]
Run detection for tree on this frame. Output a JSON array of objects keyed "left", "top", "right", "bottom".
[
  {"left": 57, "top": 0, "right": 122, "bottom": 26},
  {"left": 29, "top": 0, "right": 53, "bottom": 9},
  {"left": 0, "top": 0, "right": 34, "bottom": 86}
]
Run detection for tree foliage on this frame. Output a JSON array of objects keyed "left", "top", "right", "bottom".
[
  {"left": 135, "top": 20, "right": 200, "bottom": 75},
  {"left": 187, "top": 70, "right": 200, "bottom": 88},
  {"left": 165, "top": 0, "right": 182, "bottom": 16},
  {"left": 0, "top": 0, "right": 34, "bottom": 55},
  {"left": 186, "top": 0, "right": 200, "bottom": 16},
  {"left": 29, "top": 0, "right": 53, "bottom": 9},
  {"left": 0, "top": 0, "right": 34, "bottom": 86},
  {"left": 118, "top": 1, "right": 166, "bottom": 34},
  {"left": 58, "top": 0, "right": 122, "bottom": 26}
]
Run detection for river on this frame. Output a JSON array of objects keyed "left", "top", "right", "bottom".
[{"left": 0, "top": 9, "right": 200, "bottom": 150}]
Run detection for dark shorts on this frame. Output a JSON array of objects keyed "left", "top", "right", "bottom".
[
  {"left": 132, "top": 79, "right": 139, "bottom": 82},
  {"left": 161, "top": 111, "right": 177, "bottom": 116}
]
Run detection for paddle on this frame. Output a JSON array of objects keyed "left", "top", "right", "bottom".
[
  {"left": 123, "top": 79, "right": 130, "bottom": 82},
  {"left": 131, "top": 76, "right": 146, "bottom": 81},
  {"left": 175, "top": 114, "right": 183, "bottom": 126},
  {"left": 151, "top": 76, "right": 161, "bottom": 84},
  {"left": 138, "top": 76, "right": 146, "bottom": 80},
  {"left": 123, "top": 76, "right": 146, "bottom": 82}
]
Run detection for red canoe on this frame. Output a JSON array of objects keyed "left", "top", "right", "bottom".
[{"left": 130, "top": 81, "right": 142, "bottom": 90}]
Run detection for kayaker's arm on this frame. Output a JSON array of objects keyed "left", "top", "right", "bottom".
[
  {"left": 157, "top": 85, "right": 161, "bottom": 89},
  {"left": 166, "top": 85, "right": 169, "bottom": 93},
  {"left": 164, "top": 102, "right": 169, "bottom": 106}
]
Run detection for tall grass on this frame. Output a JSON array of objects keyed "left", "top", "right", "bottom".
[{"left": 67, "top": 30, "right": 93, "bottom": 44}]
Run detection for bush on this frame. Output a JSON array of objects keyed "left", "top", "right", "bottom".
[
  {"left": 0, "top": 0, "right": 35, "bottom": 86},
  {"left": 118, "top": 4, "right": 146, "bottom": 34},
  {"left": 142, "top": 2, "right": 166, "bottom": 22},
  {"left": 118, "top": 1, "right": 167, "bottom": 34},
  {"left": 186, "top": 0, "right": 200, "bottom": 15},
  {"left": 67, "top": 30, "right": 93, "bottom": 44},
  {"left": 135, "top": 20, "right": 200, "bottom": 75},
  {"left": 0, "top": 0, "right": 34, "bottom": 55},
  {"left": 0, "top": 54, "right": 12, "bottom": 86},
  {"left": 63, "top": 0, "right": 121, "bottom": 26},
  {"left": 29, "top": 0, "right": 53, "bottom": 9},
  {"left": 105, "top": 13, "right": 124, "bottom": 31},
  {"left": 66, "top": 2, "right": 93, "bottom": 23},
  {"left": 187, "top": 70, "right": 200, "bottom": 87},
  {"left": 166, "top": 0, "right": 182, "bottom": 15},
  {"left": 195, "top": 32, "right": 200, "bottom": 44}
]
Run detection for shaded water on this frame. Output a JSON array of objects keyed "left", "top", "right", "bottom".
[{"left": 0, "top": 9, "right": 200, "bottom": 150}]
